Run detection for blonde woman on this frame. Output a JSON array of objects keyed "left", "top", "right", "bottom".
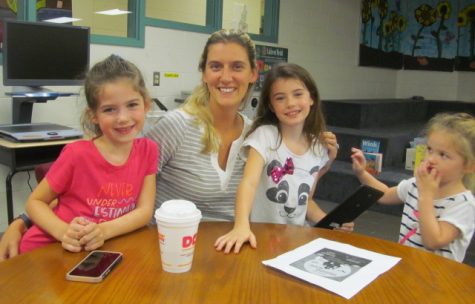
[{"left": 146, "top": 29, "right": 258, "bottom": 221}]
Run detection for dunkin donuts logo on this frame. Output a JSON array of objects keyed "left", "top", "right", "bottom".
[
  {"left": 157, "top": 232, "right": 197, "bottom": 248},
  {"left": 182, "top": 233, "right": 198, "bottom": 249}
]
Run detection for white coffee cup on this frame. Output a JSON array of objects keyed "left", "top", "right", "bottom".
[{"left": 154, "top": 200, "right": 202, "bottom": 273}]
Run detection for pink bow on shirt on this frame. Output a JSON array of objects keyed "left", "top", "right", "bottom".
[{"left": 271, "top": 157, "right": 294, "bottom": 183}]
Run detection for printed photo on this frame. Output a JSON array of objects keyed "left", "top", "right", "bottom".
[{"left": 290, "top": 248, "right": 372, "bottom": 282}]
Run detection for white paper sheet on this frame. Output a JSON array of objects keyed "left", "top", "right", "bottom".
[{"left": 262, "top": 238, "right": 401, "bottom": 299}]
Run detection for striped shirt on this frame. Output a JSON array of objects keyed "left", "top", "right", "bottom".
[
  {"left": 146, "top": 109, "right": 251, "bottom": 222},
  {"left": 397, "top": 177, "right": 475, "bottom": 262}
]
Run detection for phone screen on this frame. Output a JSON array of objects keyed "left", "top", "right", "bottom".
[{"left": 69, "top": 251, "right": 122, "bottom": 277}]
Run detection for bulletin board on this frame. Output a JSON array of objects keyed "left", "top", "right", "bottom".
[{"left": 255, "top": 45, "right": 288, "bottom": 91}]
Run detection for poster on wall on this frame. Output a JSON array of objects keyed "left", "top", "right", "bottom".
[
  {"left": 402, "top": 0, "right": 456, "bottom": 71},
  {"left": 255, "top": 45, "right": 288, "bottom": 91},
  {"left": 359, "top": 0, "right": 404, "bottom": 69},
  {"left": 359, "top": 0, "right": 475, "bottom": 72},
  {"left": 455, "top": 0, "right": 475, "bottom": 70}
]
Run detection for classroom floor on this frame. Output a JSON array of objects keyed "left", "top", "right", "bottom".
[{"left": 318, "top": 200, "right": 475, "bottom": 268}]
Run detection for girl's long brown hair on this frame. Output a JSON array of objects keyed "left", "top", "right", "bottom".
[{"left": 249, "top": 63, "right": 326, "bottom": 148}]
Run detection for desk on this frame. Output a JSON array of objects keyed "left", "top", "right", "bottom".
[
  {"left": 0, "top": 138, "right": 75, "bottom": 223},
  {"left": 0, "top": 222, "right": 474, "bottom": 303}
]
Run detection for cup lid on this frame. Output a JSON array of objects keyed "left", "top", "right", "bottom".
[{"left": 155, "top": 200, "right": 202, "bottom": 222}]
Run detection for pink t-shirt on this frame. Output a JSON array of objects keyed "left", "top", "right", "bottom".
[{"left": 20, "top": 137, "right": 158, "bottom": 253}]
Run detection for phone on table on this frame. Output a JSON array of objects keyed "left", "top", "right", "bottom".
[{"left": 65, "top": 250, "right": 123, "bottom": 283}]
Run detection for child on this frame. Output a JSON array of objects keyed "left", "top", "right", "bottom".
[
  {"left": 215, "top": 63, "right": 353, "bottom": 254},
  {"left": 19, "top": 55, "right": 158, "bottom": 253},
  {"left": 351, "top": 112, "right": 475, "bottom": 262}
]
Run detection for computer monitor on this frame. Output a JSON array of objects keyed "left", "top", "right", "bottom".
[
  {"left": 2, "top": 20, "right": 90, "bottom": 89},
  {"left": 2, "top": 20, "right": 90, "bottom": 123}
]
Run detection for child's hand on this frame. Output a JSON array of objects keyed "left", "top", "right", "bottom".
[
  {"left": 415, "top": 160, "right": 440, "bottom": 199},
  {"left": 351, "top": 148, "right": 366, "bottom": 176},
  {"left": 79, "top": 221, "right": 105, "bottom": 251},
  {"left": 61, "top": 217, "right": 89, "bottom": 252},
  {"left": 321, "top": 131, "right": 339, "bottom": 162},
  {"left": 214, "top": 226, "right": 257, "bottom": 254},
  {"left": 336, "top": 222, "right": 355, "bottom": 232}
]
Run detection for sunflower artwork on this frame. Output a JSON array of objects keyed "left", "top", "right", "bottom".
[
  {"left": 401, "top": 1, "right": 456, "bottom": 71},
  {"left": 455, "top": 1, "right": 475, "bottom": 70},
  {"left": 359, "top": 0, "right": 475, "bottom": 72},
  {"left": 359, "top": 0, "right": 405, "bottom": 69}
]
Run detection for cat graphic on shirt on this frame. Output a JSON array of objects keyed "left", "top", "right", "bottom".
[{"left": 265, "top": 159, "right": 320, "bottom": 218}]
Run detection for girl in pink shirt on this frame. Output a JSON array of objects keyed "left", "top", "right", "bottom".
[{"left": 20, "top": 55, "right": 158, "bottom": 253}]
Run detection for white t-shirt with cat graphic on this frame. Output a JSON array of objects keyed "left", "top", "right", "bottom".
[{"left": 243, "top": 125, "right": 329, "bottom": 226}]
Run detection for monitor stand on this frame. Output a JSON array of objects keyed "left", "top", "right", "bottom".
[{"left": 6, "top": 87, "right": 79, "bottom": 124}]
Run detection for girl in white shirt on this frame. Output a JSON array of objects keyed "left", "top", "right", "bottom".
[
  {"left": 215, "top": 63, "right": 353, "bottom": 254},
  {"left": 351, "top": 112, "right": 475, "bottom": 262}
]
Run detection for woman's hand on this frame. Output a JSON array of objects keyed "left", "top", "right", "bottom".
[
  {"left": 214, "top": 226, "right": 257, "bottom": 254},
  {"left": 0, "top": 220, "right": 25, "bottom": 261}
]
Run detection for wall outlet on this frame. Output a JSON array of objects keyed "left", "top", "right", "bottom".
[{"left": 153, "top": 72, "right": 160, "bottom": 86}]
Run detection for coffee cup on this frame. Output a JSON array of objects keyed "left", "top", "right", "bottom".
[{"left": 154, "top": 200, "right": 202, "bottom": 273}]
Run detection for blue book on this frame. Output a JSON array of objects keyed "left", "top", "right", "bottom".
[{"left": 361, "top": 139, "right": 381, "bottom": 153}]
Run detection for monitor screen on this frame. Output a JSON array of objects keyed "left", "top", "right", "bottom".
[{"left": 2, "top": 20, "right": 90, "bottom": 87}]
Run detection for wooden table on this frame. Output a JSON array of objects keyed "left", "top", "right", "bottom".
[{"left": 1, "top": 222, "right": 474, "bottom": 303}]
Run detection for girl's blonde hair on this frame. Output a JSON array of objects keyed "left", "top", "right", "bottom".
[
  {"left": 80, "top": 55, "right": 151, "bottom": 137},
  {"left": 425, "top": 112, "right": 475, "bottom": 191},
  {"left": 249, "top": 63, "right": 326, "bottom": 149},
  {"left": 182, "top": 29, "right": 256, "bottom": 153}
]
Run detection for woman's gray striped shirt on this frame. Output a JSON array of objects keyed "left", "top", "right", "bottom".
[{"left": 146, "top": 109, "right": 251, "bottom": 222}]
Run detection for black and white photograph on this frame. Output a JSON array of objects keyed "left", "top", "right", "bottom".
[
  {"left": 263, "top": 238, "right": 401, "bottom": 299},
  {"left": 290, "top": 248, "right": 371, "bottom": 282}
]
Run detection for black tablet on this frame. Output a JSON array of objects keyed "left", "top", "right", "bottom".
[{"left": 314, "top": 185, "right": 384, "bottom": 229}]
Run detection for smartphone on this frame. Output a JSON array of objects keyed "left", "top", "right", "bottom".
[{"left": 65, "top": 250, "right": 123, "bottom": 283}]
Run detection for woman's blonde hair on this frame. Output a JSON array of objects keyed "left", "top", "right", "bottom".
[
  {"left": 182, "top": 29, "right": 256, "bottom": 153},
  {"left": 425, "top": 112, "right": 475, "bottom": 192},
  {"left": 80, "top": 55, "right": 151, "bottom": 137}
]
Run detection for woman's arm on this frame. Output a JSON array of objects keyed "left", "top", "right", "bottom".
[
  {"left": 0, "top": 198, "right": 59, "bottom": 261},
  {"left": 0, "top": 219, "right": 26, "bottom": 261},
  {"left": 145, "top": 111, "right": 186, "bottom": 172},
  {"left": 214, "top": 147, "right": 264, "bottom": 254},
  {"left": 80, "top": 174, "right": 156, "bottom": 250}
]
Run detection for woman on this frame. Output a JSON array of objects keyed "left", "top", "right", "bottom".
[{"left": 146, "top": 29, "right": 258, "bottom": 221}]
